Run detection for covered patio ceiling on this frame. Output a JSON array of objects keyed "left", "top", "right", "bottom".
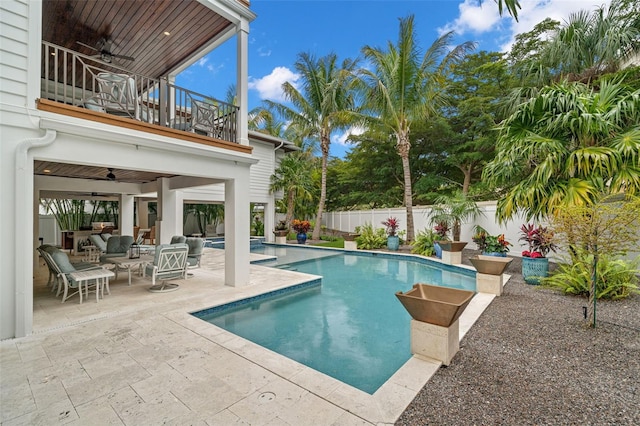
[{"left": 42, "top": 0, "right": 238, "bottom": 79}]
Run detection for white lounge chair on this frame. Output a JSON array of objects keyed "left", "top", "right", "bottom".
[{"left": 143, "top": 243, "right": 188, "bottom": 292}]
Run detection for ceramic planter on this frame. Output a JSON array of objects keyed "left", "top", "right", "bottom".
[
  {"left": 296, "top": 233, "right": 307, "bottom": 244},
  {"left": 273, "top": 230, "right": 288, "bottom": 237},
  {"left": 387, "top": 235, "right": 400, "bottom": 251},
  {"left": 395, "top": 283, "right": 475, "bottom": 327},
  {"left": 522, "top": 256, "right": 549, "bottom": 285},
  {"left": 469, "top": 255, "right": 513, "bottom": 275},
  {"left": 436, "top": 241, "right": 468, "bottom": 252}
]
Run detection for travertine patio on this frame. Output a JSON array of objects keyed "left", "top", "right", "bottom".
[{"left": 1, "top": 248, "right": 493, "bottom": 425}]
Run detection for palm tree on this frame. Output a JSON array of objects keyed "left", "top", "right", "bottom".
[
  {"left": 270, "top": 153, "right": 316, "bottom": 228},
  {"left": 428, "top": 191, "right": 483, "bottom": 241},
  {"left": 540, "top": 0, "right": 640, "bottom": 85},
  {"left": 359, "top": 15, "right": 475, "bottom": 242},
  {"left": 483, "top": 77, "right": 640, "bottom": 223},
  {"left": 265, "top": 52, "right": 359, "bottom": 240}
]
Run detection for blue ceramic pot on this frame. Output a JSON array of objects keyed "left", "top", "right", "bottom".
[
  {"left": 434, "top": 242, "right": 442, "bottom": 259},
  {"left": 522, "top": 256, "right": 549, "bottom": 285},
  {"left": 296, "top": 232, "right": 307, "bottom": 244},
  {"left": 482, "top": 251, "right": 507, "bottom": 257},
  {"left": 387, "top": 235, "right": 400, "bottom": 251}
]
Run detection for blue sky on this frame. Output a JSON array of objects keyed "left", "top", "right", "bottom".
[{"left": 176, "top": 0, "right": 612, "bottom": 157}]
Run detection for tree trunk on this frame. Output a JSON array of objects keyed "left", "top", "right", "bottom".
[
  {"left": 285, "top": 189, "right": 295, "bottom": 231},
  {"left": 312, "top": 134, "right": 330, "bottom": 240},
  {"left": 397, "top": 132, "right": 414, "bottom": 243},
  {"left": 462, "top": 166, "right": 472, "bottom": 195}
]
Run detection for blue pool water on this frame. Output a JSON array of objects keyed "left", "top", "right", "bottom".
[{"left": 193, "top": 245, "right": 475, "bottom": 394}]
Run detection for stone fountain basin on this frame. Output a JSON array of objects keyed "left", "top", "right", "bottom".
[
  {"left": 469, "top": 255, "right": 513, "bottom": 275},
  {"left": 436, "top": 241, "right": 468, "bottom": 252},
  {"left": 395, "top": 283, "right": 475, "bottom": 327}
]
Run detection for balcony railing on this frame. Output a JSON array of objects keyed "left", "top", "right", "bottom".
[{"left": 41, "top": 41, "right": 238, "bottom": 144}]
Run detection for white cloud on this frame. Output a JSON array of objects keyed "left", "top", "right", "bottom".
[
  {"left": 439, "top": 0, "right": 503, "bottom": 36},
  {"left": 248, "top": 66, "right": 300, "bottom": 102},
  {"left": 441, "top": 0, "right": 613, "bottom": 52},
  {"left": 333, "top": 125, "right": 365, "bottom": 146},
  {"left": 197, "top": 57, "right": 208, "bottom": 67},
  {"left": 257, "top": 46, "right": 272, "bottom": 57}
]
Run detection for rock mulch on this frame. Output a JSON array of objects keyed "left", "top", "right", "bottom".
[{"left": 395, "top": 249, "right": 640, "bottom": 425}]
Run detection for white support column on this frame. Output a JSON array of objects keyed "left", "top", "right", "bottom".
[
  {"left": 236, "top": 21, "right": 249, "bottom": 146},
  {"left": 120, "top": 194, "right": 135, "bottom": 237},
  {"left": 225, "top": 176, "right": 250, "bottom": 286},
  {"left": 264, "top": 201, "right": 274, "bottom": 243},
  {"left": 138, "top": 200, "right": 149, "bottom": 228},
  {"left": 156, "top": 178, "right": 183, "bottom": 244}
]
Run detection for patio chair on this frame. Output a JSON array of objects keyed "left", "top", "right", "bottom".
[
  {"left": 89, "top": 234, "right": 108, "bottom": 252},
  {"left": 99, "top": 235, "right": 134, "bottom": 263},
  {"left": 185, "top": 237, "right": 205, "bottom": 275},
  {"left": 38, "top": 245, "right": 97, "bottom": 294},
  {"left": 41, "top": 248, "right": 104, "bottom": 301},
  {"left": 170, "top": 235, "right": 187, "bottom": 245},
  {"left": 143, "top": 243, "right": 189, "bottom": 292}
]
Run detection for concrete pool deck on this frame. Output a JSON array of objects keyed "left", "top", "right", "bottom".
[{"left": 1, "top": 248, "right": 495, "bottom": 425}]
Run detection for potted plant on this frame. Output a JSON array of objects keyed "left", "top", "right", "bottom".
[
  {"left": 434, "top": 221, "right": 467, "bottom": 253},
  {"left": 382, "top": 217, "right": 400, "bottom": 251},
  {"left": 292, "top": 219, "right": 311, "bottom": 244},
  {"left": 273, "top": 220, "right": 288, "bottom": 237},
  {"left": 472, "top": 231, "right": 511, "bottom": 257},
  {"left": 519, "top": 223, "right": 557, "bottom": 285}
]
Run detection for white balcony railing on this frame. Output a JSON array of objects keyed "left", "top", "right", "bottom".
[{"left": 41, "top": 41, "right": 238, "bottom": 144}]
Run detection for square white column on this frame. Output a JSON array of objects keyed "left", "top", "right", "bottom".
[
  {"left": 411, "top": 319, "right": 460, "bottom": 366},
  {"left": 225, "top": 177, "right": 250, "bottom": 287},
  {"left": 441, "top": 250, "right": 462, "bottom": 265},
  {"left": 476, "top": 272, "right": 504, "bottom": 296}
]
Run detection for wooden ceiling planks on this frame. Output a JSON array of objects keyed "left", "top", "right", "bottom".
[
  {"left": 34, "top": 161, "right": 177, "bottom": 184},
  {"left": 42, "top": 0, "right": 233, "bottom": 80}
]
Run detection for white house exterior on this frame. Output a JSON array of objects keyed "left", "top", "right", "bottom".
[{"left": 0, "top": 0, "right": 290, "bottom": 340}]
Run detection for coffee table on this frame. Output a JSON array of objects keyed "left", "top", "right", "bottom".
[
  {"left": 105, "top": 255, "right": 154, "bottom": 285},
  {"left": 68, "top": 268, "right": 115, "bottom": 303}
]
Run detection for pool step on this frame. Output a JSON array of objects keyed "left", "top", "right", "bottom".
[{"left": 278, "top": 265, "right": 298, "bottom": 271}]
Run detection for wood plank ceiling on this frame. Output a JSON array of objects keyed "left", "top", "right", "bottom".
[
  {"left": 42, "top": 0, "right": 233, "bottom": 79},
  {"left": 38, "top": 1, "right": 237, "bottom": 189}
]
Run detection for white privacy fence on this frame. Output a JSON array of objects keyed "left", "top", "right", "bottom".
[{"left": 323, "top": 201, "right": 533, "bottom": 257}]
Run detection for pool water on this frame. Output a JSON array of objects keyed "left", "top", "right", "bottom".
[{"left": 194, "top": 245, "right": 475, "bottom": 394}]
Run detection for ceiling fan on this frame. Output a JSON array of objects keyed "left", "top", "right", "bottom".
[
  {"left": 76, "top": 38, "right": 135, "bottom": 63},
  {"left": 106, "top": 168, "right": 116, "bottom": 181}
]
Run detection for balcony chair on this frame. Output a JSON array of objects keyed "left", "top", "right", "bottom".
[
  {"left": 84, "top": 73, "right": 140, "bottom": 119},
  {"left": 190, "top": 99, "right": 221, "bottom": 137},
  {"left": 143, "top": 243, "right": 189, "bottom": 293}
]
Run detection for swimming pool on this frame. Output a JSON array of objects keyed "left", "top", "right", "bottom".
[{"left": 192, "top": 245, "right": 475, "bottom": 394}]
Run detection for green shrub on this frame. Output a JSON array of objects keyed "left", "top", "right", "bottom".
[
  {"left": 542, "top": 251, "right": 640, "bottom": 300},
  {"left": 411, "top": 228, "right": 438, "bottom": 256},
  {"left": 355, "top": 222, "right": 387, "bottom": 250}
]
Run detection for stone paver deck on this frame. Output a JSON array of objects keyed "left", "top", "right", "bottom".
[{"left": 1, "top": 248, "right": 493, "bottom": 425}]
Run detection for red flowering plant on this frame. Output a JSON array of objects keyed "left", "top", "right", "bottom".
[
  {"left": 519, "top": 223, "right": 557, "bottom": 258},
  {"left": 381, "top": 217, "right": 400, "bottom": 237},
  {"left": 434, "top": 221, "right": 450, "bottom": 240},
  {"left": 292, "top": 219, "right": 311, "bottom": 234}
]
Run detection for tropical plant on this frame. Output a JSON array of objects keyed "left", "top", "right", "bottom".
[
  {"left": 291, "top": 219, "right": 311, "bottom": 234},
  {"left": 184, "top": 204, "right": 224, "bottom": 236},
  {"left": 433, "top": 222, "right": 449, "bottom": 240},
  {"left": 543, "top": 251, "right": 639, "bottom": 300},
  {"left": 274, "top": 220, "right": 288, "bottom": 231},
  {"left": 359, "top": 15, "right": 475, "bottom": 242},
  {"left": 539, "top": 0, "right": 640, "bottom": 85},
  {"left": 483, "top": 78, "right": 640, "bottom": 222},
  {"left": 381, "top": 217, "right": 400, "bottom": 237},
  {"left": 411, "top": 228, "right": 438, "bottom": 256},
  {"left": 472, "top": 231, "right": 511, "bottom": 254},
  {"left": 41, "top": 199, "right": 87, "bottom": 230},
  {"left": 267, "top": 52, "right": 359, "bottom": 240},
  {"left": 355, "top": 223, "right": 387, "bottom": 250},
  {"left": 270, "top": 153, "right": 316, "bottom": 228},
  {"left": 519, "top": 223, "right": 557, "bottom": 258},
  {"left": 428, "top": 191, "right": 483, "bottom": 241}
]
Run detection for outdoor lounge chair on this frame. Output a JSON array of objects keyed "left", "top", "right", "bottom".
[
  {"left": 40, "top": 247, "right": 105, "bottom": 302},
  {"left": 143, "top": 243, "right": 188, "bottom": 292},
  {"left": 170, "top": 235, "right": 187, "bottom": 245},
  {"left": 38, "top": 245, "right": 97, "bottom": 294}
]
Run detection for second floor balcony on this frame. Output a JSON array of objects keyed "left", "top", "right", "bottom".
[{"left": 40, "top": 41, "right": 239, "bottom": 146}]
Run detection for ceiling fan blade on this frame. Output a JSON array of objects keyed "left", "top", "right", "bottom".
[{"left": 76, "top": 41, "right": 98, "bottom": 52}]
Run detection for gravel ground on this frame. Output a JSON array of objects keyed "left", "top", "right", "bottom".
[{"left": 394, "top": 249, "right": 640, "bottom": 425}]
